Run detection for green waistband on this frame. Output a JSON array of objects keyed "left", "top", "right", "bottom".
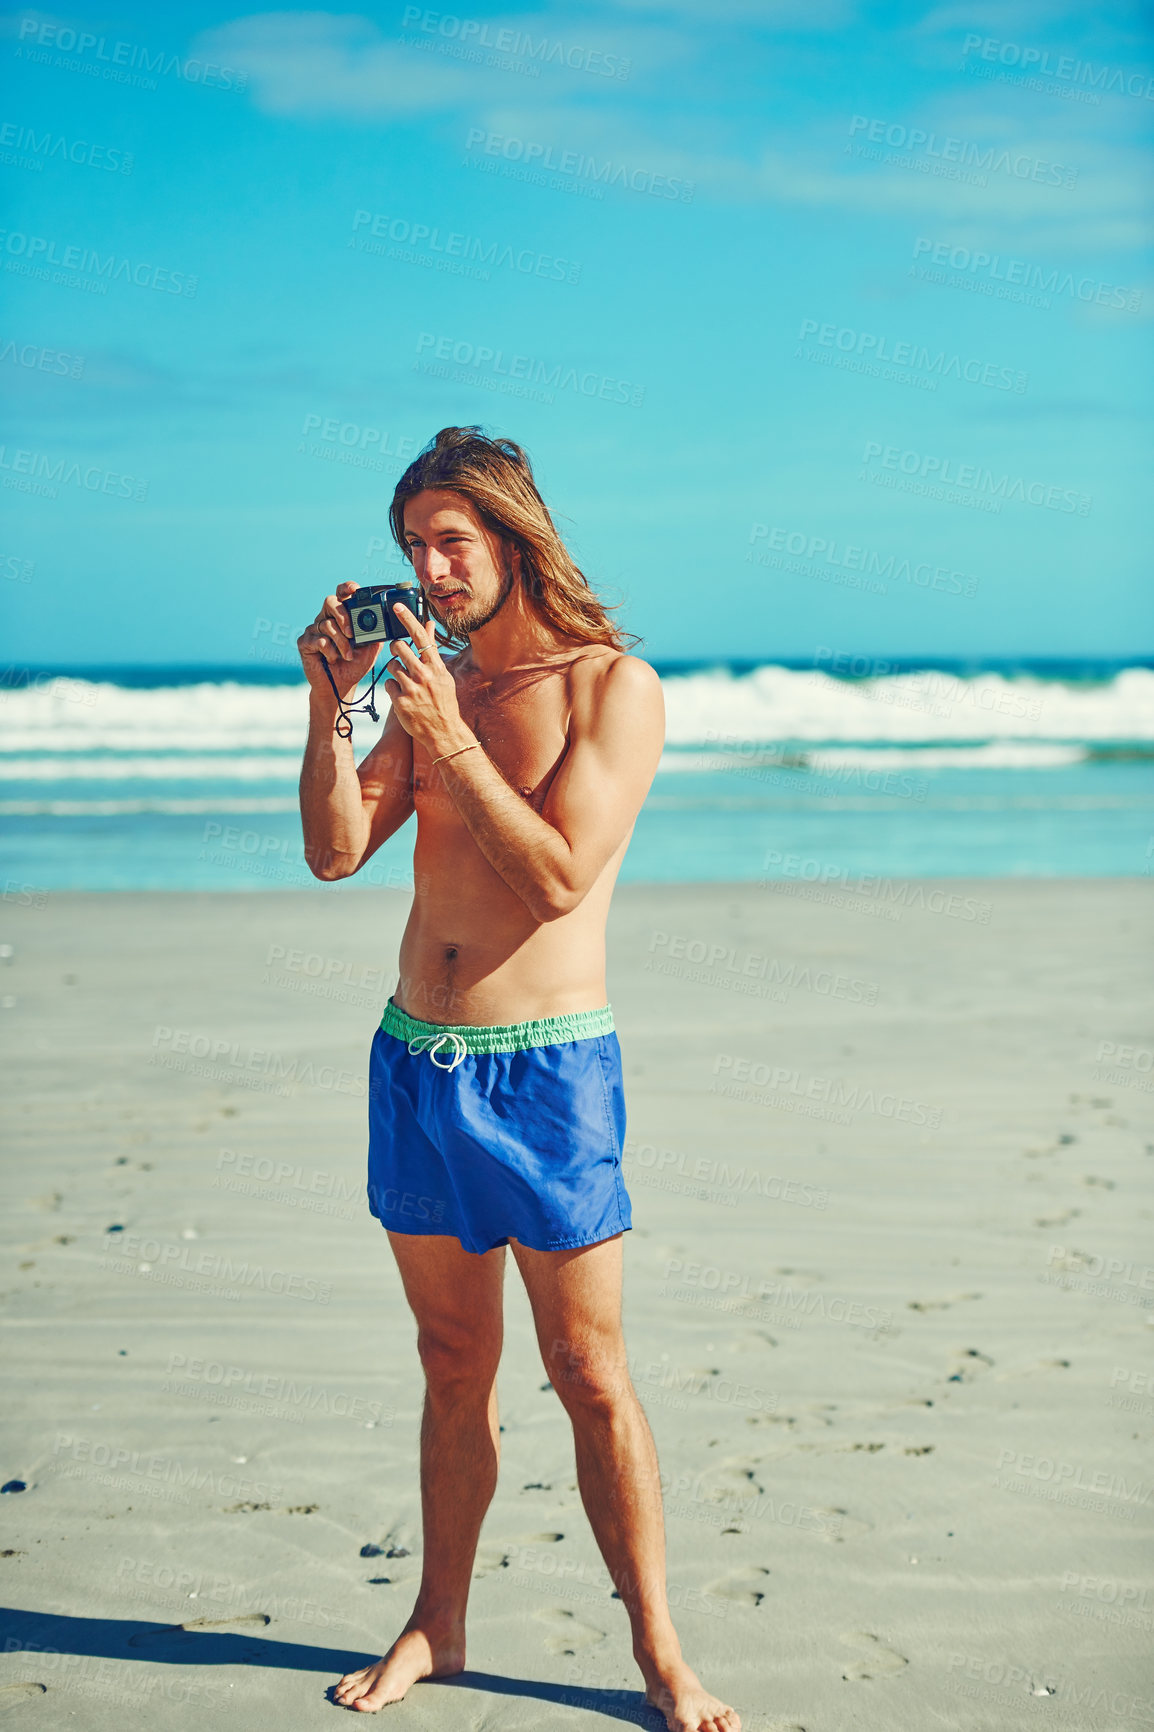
[{"left": 381, "top": 998, "right": 615, "bottom": 1054}]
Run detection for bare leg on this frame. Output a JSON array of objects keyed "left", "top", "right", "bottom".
[
  {"left": 512, "top": 1235, "right": 740, "bottom": 1732},
  {"left": 334, "top": 1231, "right": 505, "bottom": 1711}
]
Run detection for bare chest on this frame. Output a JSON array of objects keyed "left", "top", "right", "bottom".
[{"left": 414, "top": 668, "right": 572, "bottom": 810}]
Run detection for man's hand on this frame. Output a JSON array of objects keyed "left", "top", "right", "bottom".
[
  {"left": 298, "top": 581, "right": 381, "bottom": 701},
  {"left": 381, "top": 603, "right": 477, "bottom": 759}
]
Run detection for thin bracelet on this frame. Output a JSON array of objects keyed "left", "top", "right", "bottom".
[{"left": 432, "top": 742, "right": 481, "bottom": 769}]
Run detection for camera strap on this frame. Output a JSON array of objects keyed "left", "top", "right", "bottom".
[{"left": 319, "top": 652, "right": 384, "bottom": 741}]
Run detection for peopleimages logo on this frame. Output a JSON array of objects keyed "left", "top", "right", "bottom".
[
  {"left": 14, "top": 15, "right": 248, "bottom": 92},
  {"left": 847, "top": 114, "right": 1077, "bottom": 187},
  {"left": 0, "top": 228, "right": 197, "bottom": 296},
  {"left": 0, "top": 445, "right": 147, "bottom": 502},
  {"left": 465, "top": 129, "right": 693, "bottom": 202},
  {"left": 415, "top": 332, "right": 644, "bottom": 407},
  {"left": 748, "top": 524, "right": 978, "bottom": 596},
  {"left": 349, "top": 209, "right": 581, "bottom": 284},
  {"left": 401, "top": 7, "right": 631, "bottom": 79},
  {"left": 962, "top": 33, "right": 1154, "bottom": 102},
  {"left": 798, "top": 318, "right": 1026, "bottom": 392},
  {"left": 860, "top": 441, "right": 1091, "bottom": 515},
  {"left": 0, "top": 120, "right": 134, "bottom": 174},
  {"left": 911, "top": 238, "right": 1141, "bottom": 313},
  {"left": 0, "top": 337, "right": 85, "bottom": 377}
]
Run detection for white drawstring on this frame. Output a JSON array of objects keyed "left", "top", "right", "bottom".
[{"left": 407, "top": 1031, "right": 468, "bottom": 1071}]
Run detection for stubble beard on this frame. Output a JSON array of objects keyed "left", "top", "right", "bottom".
[{"left": 441, "top": 560, "right": 516, "bottom": 636}]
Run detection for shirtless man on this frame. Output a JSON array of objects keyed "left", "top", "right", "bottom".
[{"left": 297, "top": 427, "right": 739, "bottom": 1732}]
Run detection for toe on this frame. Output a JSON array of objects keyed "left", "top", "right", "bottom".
[
  {"left": 352, "top": 1678, "right": 394, "bottom": 1712},
  {"left": 702, "top": 1710, "right": 732, "bottom": 1732},
  {"left": 335, "top": 1671, "right": 372, "bottom": 1707}
]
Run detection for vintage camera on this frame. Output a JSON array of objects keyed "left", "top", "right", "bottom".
[{"left": 343, "top": 582, "right": 428, "bottom": 648}]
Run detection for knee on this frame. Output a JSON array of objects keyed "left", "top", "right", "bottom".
[
  {"left": 544, "top": 1336, "right": 630, "bottom": 1415},
  {"left": 417, "top": 1323, "right": 499, "bottom": 1395}
]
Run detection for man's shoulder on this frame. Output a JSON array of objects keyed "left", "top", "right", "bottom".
[
  {"left": 568, "top": 644, "right": 654, "bottom": 682},
  {"left": 570, "top": 645, "right": 660, "bottom": 693},
  {"left": 568, "top": 647, "right": 663, "bottom": 730}
]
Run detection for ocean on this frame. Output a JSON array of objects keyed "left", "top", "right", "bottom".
[{"left": 1, "top": 661, "right": 1152, "bottom": 892}]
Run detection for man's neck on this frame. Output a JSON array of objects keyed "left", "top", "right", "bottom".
[{"left": 463, "top": 587, "right": 578, "bottom": 678}]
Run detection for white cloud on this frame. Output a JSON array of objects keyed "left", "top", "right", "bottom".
[
  {"left": 915, "top": 1, "right": 1086, "bottom": 39},
  {"left": 193, "top": 11, "right": 1152, "bottom": 256},
  {"left": 193, "top": 11, "right": 484, "bottom": 115},
  {"left": 595, "top": 0, "right": 854, "bottom": 24},
  {"left": 478, "top": 93, "right": 1152, "bottom": 254},
  {"left": 194, "top": 9, "right": 672, "bottom": 117}
]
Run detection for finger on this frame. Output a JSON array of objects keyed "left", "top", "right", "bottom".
[
  {"left": 307, "top": 620, "right": 359, "bottom": 664},
  {"left": 312, "top": 627, "right": 351, "bottom": 662},
  {"left": 319, "top": 600, "right": 351, "bottom": 637},
  {"left": 383, "top": 654, "right": 416, "bottom": 689},
  {"left": 393, "top": 602, "right": 438, "bottom": 657},
  {"left": 316, "top": 604, "right": 354, "bottom": 658},
  {"left": 382, "top": 673, "right": 411, "bottom": 705},
  {"left": 390, "top": 636, "right": 424, "bottom": 675},
  {"left": 336, "top": 581, "right": 359, "bottom": 598},
  {"left": 300, "top": 624, "right": 336, "bottom": 657}
]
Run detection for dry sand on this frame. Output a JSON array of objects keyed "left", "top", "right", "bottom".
[{"left": 1, "top": 880, "right": 1151, "bottom": 1730}]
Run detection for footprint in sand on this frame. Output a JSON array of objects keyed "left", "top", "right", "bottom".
[
  {"left": 839, "top": 1631, "right": 908, "bottom": 1680},
  {"left": 180, "top": 1614, "right": 271, "bottom": 1632},
  {"left": 732, "top": 1330, "right": 779, "bottom": 1352},
  {"left": 813, "top": 1507, "right": 872, "bottom": 1543},
  {"left": 1048, "top": 1247, "right": 1094, "bottom": 1273},
  {"left": 706, "top": 1566, "right": 770, "bottom": 1607},
  {"left": 701, "top": 1457, "right": 766, "bottom": 1499},
  {"left": 471, "top": 1544, "right": 511, "bottom": 1577},
  {"left": 478, "top": 1531, "right": 563, "bottom": 1575},
  {"left": 361, "top": 1525, "right": 415, "bottom": 1559},
  {"left": 745, "top": 1411, "right": 796, "bottom": 1432},
  {"left": 0, "top": 1683, "right": 47, "bottom": 1711},
  {"left": 907, "top": 1293, "right": 982, "bottom": 1312},
  {"left": 129, "top": 1613, "right": 271, "bottom": 1646},
  {"left": 995, "top": 1356, "right": 1070, "bottom": 1382},
  {"left": 533, "top": 1606, "right": 605, "bottom": 1655},
  {"left": 945, "top": 1347, "right": 994, "bottom": 1383},
  {"left": 1034, "top": 1207, "right": 1081, "bottom": 1228}
]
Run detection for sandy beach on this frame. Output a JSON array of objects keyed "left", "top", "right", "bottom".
[{"left": 1, "top": 879, "right": 1151, "bottom": 1730}]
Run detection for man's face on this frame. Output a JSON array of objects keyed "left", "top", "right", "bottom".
[{"left": 402, "top": 489, "right": 515, "bottom": 634}]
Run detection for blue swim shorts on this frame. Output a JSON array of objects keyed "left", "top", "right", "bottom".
[{"left": 366, "top": 999, "right": 631, "bottom": 1255}]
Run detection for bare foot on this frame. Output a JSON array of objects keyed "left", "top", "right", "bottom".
[
  {"left": 333, "top": 1622, "right": 465, "bottom": 1712},
  {"left": 641, "top": 1654, "right": 741, "bottom": 1732}
]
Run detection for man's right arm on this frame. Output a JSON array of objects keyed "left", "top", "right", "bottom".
[{"left": 298, "top": 584, "right": 415, "bottom": 881}]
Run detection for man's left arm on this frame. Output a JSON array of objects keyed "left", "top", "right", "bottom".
[
  {"left": 383, "top": 607, "right": 664, "bottom": 922},
  {"left": 444, "top": 654, "right": 664, "bottom": 920}
]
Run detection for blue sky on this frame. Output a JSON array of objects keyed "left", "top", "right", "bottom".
[{"left": 1, "top": 0, "right": 1151, "bottom": 665}]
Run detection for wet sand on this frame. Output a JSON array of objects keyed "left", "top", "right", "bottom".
[{"left": 1, "top": 880, "right": 1151, "bottom": 1729}]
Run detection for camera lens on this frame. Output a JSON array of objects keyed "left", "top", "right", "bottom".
[{"left": 357, "top": 608, "right": 379, "bottom": 632}]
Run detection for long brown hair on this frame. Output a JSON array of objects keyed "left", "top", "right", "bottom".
[{"left": 388, "top": 426, "right": 637, "bottom": 652}]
